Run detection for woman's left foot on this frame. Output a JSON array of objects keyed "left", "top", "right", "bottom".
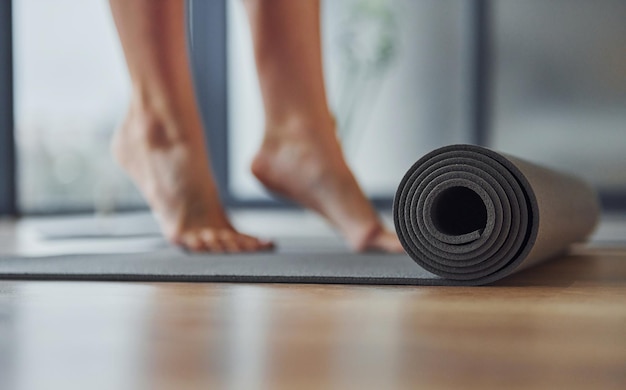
[{"left": 251, "top": 116, "right": 403, "bottom": 253}]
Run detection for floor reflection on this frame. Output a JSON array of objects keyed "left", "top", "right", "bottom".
[
  {"left": 143, "top": 284, "right": 273, "bottom": 389},
  {"left": 5, "top": 282, "right": 152, "bottom": 390},
  {"left": 0, "top": 279, "right": 623, "bottom": 389}
]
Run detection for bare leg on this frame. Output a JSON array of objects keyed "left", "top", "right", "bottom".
[
  {"left": 244, "top": 0, "right": 402, "bottom": 252},
  {"left": 109, "top": 0, "right": 271, "bottom": 252}
]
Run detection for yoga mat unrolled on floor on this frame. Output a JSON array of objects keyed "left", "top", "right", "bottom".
[{"left": 0, "top": 145, "right": 600, "bottom": 286}]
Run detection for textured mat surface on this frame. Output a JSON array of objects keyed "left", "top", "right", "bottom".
[
  {"left": 0, "top": 145, "right": 600, "bottom": 286},
  {"left": 0, "top": 248, "right": 446, "bottom": 285}
]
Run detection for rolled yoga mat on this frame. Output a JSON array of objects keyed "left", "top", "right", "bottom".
[
  {"left": 0, "top": 145, "right": 600, "bottom": 286},
  {"left": 393, "top": 144, "right": 600, "bottom": 285}
]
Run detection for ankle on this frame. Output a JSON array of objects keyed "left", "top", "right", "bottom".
[
  {"left": 256, "top": 113, "right": 348, "bottom": 174},
  {"left": 121, "top": 106, "right": 179, "bottom": 150},
  {"left": 264, "top": 111, "right": 337, "bottom": 140},
  {"left": 121, "top": 91, "right": 206, "bottom": 149},
  {"left": 130, "top": 80, "right": 197, "bottom": 117}
]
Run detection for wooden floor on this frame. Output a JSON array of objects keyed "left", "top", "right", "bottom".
[
  {"left": 0, "top": 246, "right": 624, "bottom": 389},
  {"left": 0, "top": 214, "right": 626, "bottom": 389}
]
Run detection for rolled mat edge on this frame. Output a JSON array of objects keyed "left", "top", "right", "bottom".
[{"left": 393, "top": 144, "right": 600, "bottom": 286}]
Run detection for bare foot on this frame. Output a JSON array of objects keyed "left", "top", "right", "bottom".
[
  {"left": 112, "top": 102, "right": 272, "bottom": 253},
  {"left": 251, "top": 116, "right": 403, "bottom": 253}
]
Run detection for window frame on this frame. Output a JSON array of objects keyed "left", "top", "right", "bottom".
[
  {"left": 0, "top": 0, "right": 16, "bottom": 217},
  {"left": 0, "top": 0, "right": 623, "bottom": 216}
]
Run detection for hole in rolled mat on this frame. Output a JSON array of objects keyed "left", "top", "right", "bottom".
[{"left": 430, "top": 186, "right": 487, "bottom": 236}]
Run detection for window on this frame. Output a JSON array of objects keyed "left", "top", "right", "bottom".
[
  {"left": 1, "top": 0, "right": 624, "bottom": 216},
  {"left": 12, "top": 0, "right": 143, "bottom": 213},
  {"left": 492, "top": 0, "right": 626, "bottom": 199}
]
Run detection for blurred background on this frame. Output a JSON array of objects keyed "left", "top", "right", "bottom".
[{"left": 6, "top": 0, "right": 626, "bottom": 215}]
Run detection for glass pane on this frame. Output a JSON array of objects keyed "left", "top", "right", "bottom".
[
  {"left": 227, "top": 0, "right": 471, "bottom": 200},
  {"left": 492, "top": 0, "right": 626, "bottom": 192},
  {"left": 13, "top": 0, "right": 143, "bottom": 213}
]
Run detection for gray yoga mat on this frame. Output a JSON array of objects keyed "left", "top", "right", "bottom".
[
  {"left": 0, "top": 145, "right": 600, "bottom": 286},
  {"left": 394, "top": 144, "right": 600, "bottom": 285},
  {"left": 0, "top": 247, "right": 444, "bottom": 285}
]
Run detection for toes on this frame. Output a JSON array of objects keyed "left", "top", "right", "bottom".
[
  {"left": 200, "top": 229, "right": 225, "bottom": 252},
  {"left": 357, "top": 228, "right": 405, "bottom": 253},
  {"left": 378, "top": 231, "right": 404, "bottom": 253},
  {"left": 186, "top": 229, "right": 274, "bottom": 253},
  {"left": 180, "top": 232, "right": 207, "bottom": 253},
  {"left": 236, "top": 234, "right": 262, "bottom": 252},
  {"left": 217, "top": 230, "right": 241, "bottom": 253},
  {"left": 240, "top": 234, "right": 274, "bottom": 252}
]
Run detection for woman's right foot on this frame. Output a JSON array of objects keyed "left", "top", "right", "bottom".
[{"left": 112, "top": 100, "right": 273, "bottom": 253}]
